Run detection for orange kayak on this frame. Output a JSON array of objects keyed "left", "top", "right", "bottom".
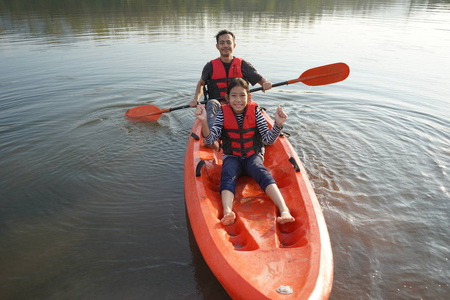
[{"left": 184, "top": 110, "right": 333, "bottom": 299}]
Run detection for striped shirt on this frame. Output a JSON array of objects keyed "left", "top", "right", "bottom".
[{"left": 204, "top": 106, "right": 282, "bottom": 159}]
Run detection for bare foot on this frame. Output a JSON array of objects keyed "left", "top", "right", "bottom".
[
  {"left": 221, "top": 211, "right": 236, "bottom": 225},
  {"left": 277, "top": 211, "right": 295, "bottom": 224}
]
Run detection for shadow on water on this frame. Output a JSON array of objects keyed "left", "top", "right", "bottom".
[{"left": 185, "top": 207, "right": 231, "bottom": 300}]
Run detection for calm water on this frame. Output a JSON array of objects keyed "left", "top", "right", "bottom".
[{"left": 1, "top": 0, "right": 449, "bottom": 299}]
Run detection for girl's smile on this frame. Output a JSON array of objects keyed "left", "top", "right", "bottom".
[{"left": 227, "top": 86, "right": 248, "bottom": 114}]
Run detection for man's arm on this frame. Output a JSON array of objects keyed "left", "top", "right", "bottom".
[
  {"left": 242, "top": 60, "right": 272, "bottom": 91},
  {"left": 189, "top": 78, "right": 206, "bottom": 107},
  {"left": 190, "top": 62, "right": 212, "bottom": 107}
]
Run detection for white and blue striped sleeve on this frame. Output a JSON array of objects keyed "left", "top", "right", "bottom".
[
  {"left": 203, "top": 109, "right": 224, "bottom": 145},
  {"left": 256, "top": 108, "right": 282, "bottom": 145}
]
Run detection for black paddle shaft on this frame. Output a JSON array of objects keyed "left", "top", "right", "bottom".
[{"left": 168, "top": 80, "right": 290, "bottom": 112}]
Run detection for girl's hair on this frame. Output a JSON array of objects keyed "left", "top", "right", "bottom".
[{"left": 226, "top": 78, "right": 250, "bottom": 95}]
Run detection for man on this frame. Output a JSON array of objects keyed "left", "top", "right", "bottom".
[{"left": 189, "top": 29, "right": 272, "bottom": 130}]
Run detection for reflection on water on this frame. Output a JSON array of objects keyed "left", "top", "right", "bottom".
[
  {"left": 3, "top": 0, "right": 446, "bottom": 43},
  {"left": 1, "top": 0, "right": 449, "bottom": 299}
]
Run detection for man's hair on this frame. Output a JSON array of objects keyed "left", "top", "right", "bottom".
[{"left": 215, "top": 29, "right": 235, "bottom": 43}]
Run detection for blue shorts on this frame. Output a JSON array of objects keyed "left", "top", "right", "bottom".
[{"left": 220, "top": 154, "right": 276, "bottom": 195}]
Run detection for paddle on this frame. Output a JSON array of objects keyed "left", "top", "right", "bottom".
[{"left": 125, "top": 62, "right": 349, "bottom": 121}]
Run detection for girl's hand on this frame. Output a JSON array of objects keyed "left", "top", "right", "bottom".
[
  {"left": 275, "top": 105, "right": 287, "bottom": 125},
  {"left": 195, "top": 104, "right": 207, "bottom": 122}
]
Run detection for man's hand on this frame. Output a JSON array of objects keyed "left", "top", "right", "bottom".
[
  {"left": 260, "top": 78, "right": 273, "bottom": 92},
  {"left": 189, "top": 99, "right": 199, "bottom": 108}
]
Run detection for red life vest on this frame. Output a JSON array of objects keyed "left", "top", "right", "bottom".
[
  {"left": 221, "top": 102, "right": 262, "bottom": 158},
  {"left": 209, "top": 57, "right": 243, "bottom": 98}
]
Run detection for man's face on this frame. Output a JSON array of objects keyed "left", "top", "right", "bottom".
[{"left": 216, "top": 34, "right": 236, "bottom": 57}]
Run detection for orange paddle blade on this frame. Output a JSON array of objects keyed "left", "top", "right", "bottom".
[
  {"left": 125, "top": 105, "right": 163, "bottom": 121},
  {"left": 289, "top": 62, "right": 350, "bottom": 86}
]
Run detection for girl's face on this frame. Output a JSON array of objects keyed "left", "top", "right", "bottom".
[{"left": 226, "top": 85, "right": 248, "bottom": 114}]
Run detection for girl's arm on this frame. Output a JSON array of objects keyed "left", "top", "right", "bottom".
[
  {"left": 195, "top": 104, "right": 224, "bottom": 145},
  {"left": 256, "top": 106, "right": 287, "bottom": 145},
  {"left": 195, "top": 104, "right": 210, "bottom": 136},
  {"left": 274, "top": 105, "right": 288, "bottom": 126}
]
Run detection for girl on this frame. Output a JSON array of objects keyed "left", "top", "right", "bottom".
[{"left": 195, "top": 78, "right": 295, "bottom": 226}]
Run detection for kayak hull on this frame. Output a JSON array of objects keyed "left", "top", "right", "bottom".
[{"left": 184, "top": 111, "right": 333, "bottom": 299}]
